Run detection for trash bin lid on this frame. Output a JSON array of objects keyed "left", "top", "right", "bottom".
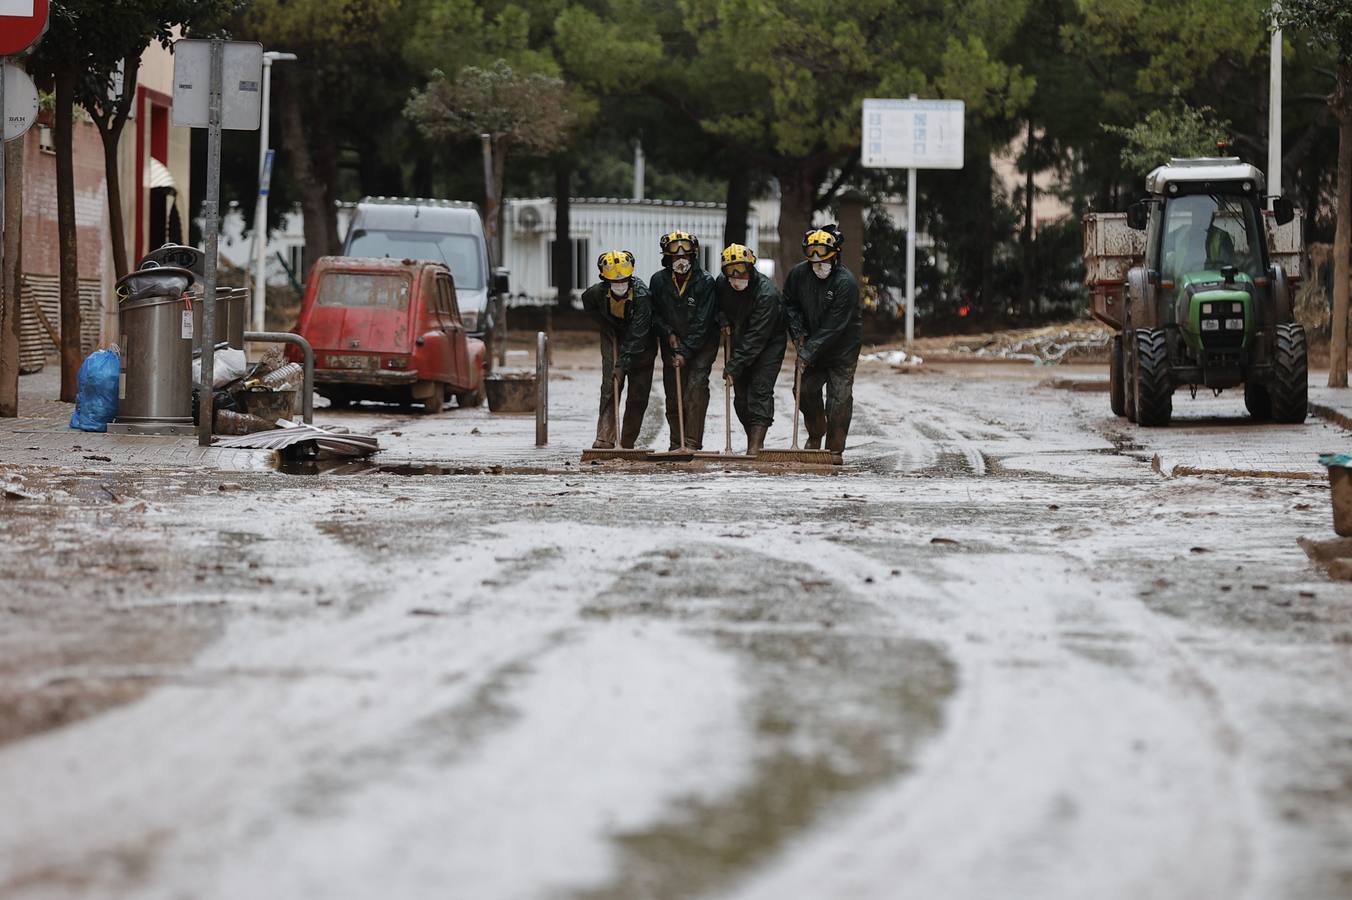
[{"left": 116, "top": 266, "right": 196, "bottom": 302}]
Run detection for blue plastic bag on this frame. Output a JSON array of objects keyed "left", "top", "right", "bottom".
[{"left": 69, "top": 348, "right": 121, "bottom": 433}]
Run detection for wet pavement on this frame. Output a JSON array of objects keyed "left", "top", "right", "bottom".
[{"left": 2, "top": 348, "right": 1351, "bottom": 899}]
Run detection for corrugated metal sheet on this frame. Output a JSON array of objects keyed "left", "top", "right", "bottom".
[{"left": 18, "top": 275, "right": 103, "bottom": 374}]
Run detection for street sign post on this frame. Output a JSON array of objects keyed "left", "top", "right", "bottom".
[
  {"left": 0, "top": 0, "right": 46, "bottom": 415},
  {"left": 862, "top": 97, "right": 965, "bottom": 343},
  {"left": 173, "top": 39, "right": 263, "bottom": 446}
]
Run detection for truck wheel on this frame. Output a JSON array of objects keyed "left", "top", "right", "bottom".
[
  {"left": 1269, "top": 323, "right": 1308, "bottom": 424},
  {"left": 1132, "top": 328, "right": 1172, "bottom": 427},
  {"left": 1109, "top": 334, "right": 1126, "bottom": 417},
  {"left": 1243, "top": 382, "right": 1271, "bottom": 420}
]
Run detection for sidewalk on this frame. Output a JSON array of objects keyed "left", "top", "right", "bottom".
[{"left": 0, "top": 365, "right": 277, "bottom": 473}]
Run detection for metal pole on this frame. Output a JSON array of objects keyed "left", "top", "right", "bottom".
[
  {"left": 535, "top": 330, "right": 548, "bottom": 446},
  {"left": 1268, "top": 10, "right": 1283, "bottom": 204},
  {"left": 633, "top": 139, "right": 644, "bottom": 201},
  {"left": 906, "top": 165, "right": 917, "bottom": 345},
  {"left": 1, "top": 58, "right": 8, "bottom": 362},
  {"left": 251, "top": 55, "right": 272, "bottom": 333},
  {"left": 198, "top": 39, "right": 223, "bottom": 447}
]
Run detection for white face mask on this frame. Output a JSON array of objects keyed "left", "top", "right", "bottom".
[
  {"left": 672, "top": 258, "right": 692, "bottom": 275},
  {"left": 812, "top": 262, "right": 832, "bottom": 280},
  {"left": 729, "top": 276, "right": 751, "bottom": 292},
  {"left": 609, "top": 281, "right": 629, "bottom": 297}
]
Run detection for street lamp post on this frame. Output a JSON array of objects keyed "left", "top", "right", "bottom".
[
  {"left": 251, "top": 50, "right": 297, "bottom": 333},
  {"left": 1269, "top": 2, "right": 1282, "bottom": 205}
]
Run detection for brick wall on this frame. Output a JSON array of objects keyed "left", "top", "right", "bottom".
[{"left": 21, "top": 118, "right": 109, "bottom": 284}]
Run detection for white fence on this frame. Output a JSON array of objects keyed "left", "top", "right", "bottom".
[{"left": 501, "top": 198, "right": 760, "bottom": 306}]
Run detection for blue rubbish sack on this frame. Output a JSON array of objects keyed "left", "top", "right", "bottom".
[{"left": 69, "top": 348, "right": 122, "bottom": 433}]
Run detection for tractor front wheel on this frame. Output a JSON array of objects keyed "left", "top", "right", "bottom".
[
  {"left": 1132, "top": 328, "right": 1173, "bottom": 427},
  {"left": 1269, "top": 323, "right": 1308, "bottom": 424},
  {"left": 1244, "top": 382, "right": 1271, "bottom": 420},
  {"left": 1109, "top": 334, "right": 1126, "bottom": 417}
]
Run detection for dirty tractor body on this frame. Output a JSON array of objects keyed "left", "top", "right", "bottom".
[{"left": 1086, "top": 157, "right": 1307, "bottom": 427}]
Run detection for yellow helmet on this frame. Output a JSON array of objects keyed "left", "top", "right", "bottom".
[
  {"left": 597, "top": 249, "right": 635, "bottom": 282},
  {"left": 803, "top": 227, "right": 841, "bottom": 261},
  {"left": 660, "top": 231, "right": 699, "bottom": 257},
  {"left": 720, "top": 244, "right": 757, "bottom": 277}
]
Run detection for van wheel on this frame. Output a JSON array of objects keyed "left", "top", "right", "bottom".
[{"left": 456, "top": 386, "right": 484, "bottom": 408}]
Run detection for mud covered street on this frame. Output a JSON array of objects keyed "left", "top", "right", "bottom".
[{"left": 2, "top": 356, "right": 1351, "bottom": 899}]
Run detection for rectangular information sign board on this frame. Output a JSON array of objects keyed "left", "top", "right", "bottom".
[
  {"left": 172, "top": 40, "right": 263, "bottom": 131},
  {"left": 862, "top": 98, "right": 965, "bottom": 170}
]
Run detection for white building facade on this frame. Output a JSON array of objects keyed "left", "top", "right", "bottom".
[{"left": 501, "top": 198, "right": 760, "bottom": 306}]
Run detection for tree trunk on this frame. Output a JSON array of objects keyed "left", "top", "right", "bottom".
[
  {"left": 491, "top": 136, "right": 507, "bottom": 265},
  {"left": 725, "top": 162, "right": 750, "bottom": 247},
  {"left": 776, "top": 167, "right": 816, "bottom": 285},
  {"left": 278, "top": 79, "right": 332, "bottom": 282},
  {"left": 95, "top": 55, "right": 139, "bottom": 282},
  {"left": 316, "top": 117, "right": 342, "bottom": 255},
  {"left": 479, "top": 136, "right": 501, "bottom": 265},
  {"left": 0, "top": 116, "right": 23, "bottom": 417},
  {"left": 553, "top": 158, "right": 572, "bottom": 310},
  {"left": 1020, "top": 118, "right": 1036, "bottom": 319},
  {"left": 1330, "top": 63, "right": 1352, "bottom": 388},
  {"left": 975, "top": 144, "right": 995, "bottom": 315},
  {"left": 54, "top": 64, "right": 81, "bottom": 403}
]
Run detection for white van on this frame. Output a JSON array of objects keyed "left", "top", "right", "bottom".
[{"left": 343, "top": 197, "right": 508, "bottom": 362}]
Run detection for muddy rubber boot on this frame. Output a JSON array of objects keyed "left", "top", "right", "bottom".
[
  {"left": 745, "top": 425, "right": 767, "bottom": 456},
  {"left": 826, "top": 425, "right": 847, "bottom": 454},
  {"left": 805, "top": 434, "right": 824, "bottom": 450},
  {"left": 592, "top": 439, "right": 615, "bottom": 450}
]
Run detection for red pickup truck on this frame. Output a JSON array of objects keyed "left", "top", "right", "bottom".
[{"left": 294, "top": 257, "right": 486, "bottom": 413}]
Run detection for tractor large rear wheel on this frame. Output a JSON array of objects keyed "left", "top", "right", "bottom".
[
  {"left": 1132, "top": 328, "right": 1173, "bottom": 427},
  {"left": 1109, "top": 334, "right": 1126, "bottom": 417},
  {"left": 1270, "top": 323, "right": 1308, "bottom": 424}
]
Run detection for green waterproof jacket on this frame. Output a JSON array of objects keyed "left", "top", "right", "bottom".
[
  {"left": 782, "top": 261, "right": 863, "bottom": 367},
  {"left": 581, "top": 277, "right": 653, "bottom": 371},
  {"left": 715, "top": 271, "right": 786, "bottom": 380},
  {"left": 648, "top": 265, "right": 717, "bottom": 359}
]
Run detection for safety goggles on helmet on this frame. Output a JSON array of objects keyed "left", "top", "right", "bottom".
[
  {"left": 597, "top": 249, "right": 636, "bottom": 282},
  {"left": 660, "top": 231, "right": 698, "bottom": 257},
  {"left": 722, "top": 262, "right": 753, "bottom": 279},
  {"left": 720, "top": 243, "right": 757, "bottom": 276},
  {"left": 802, "top": 227, "right": 841, "bottom": 261},
  {"left": 805, "top": 245, "right": 838, "bottom": 261}
]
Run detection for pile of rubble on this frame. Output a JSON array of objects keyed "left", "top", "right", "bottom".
[{"left": 910, "top": 322, "right": 1111, "bottom": 364}]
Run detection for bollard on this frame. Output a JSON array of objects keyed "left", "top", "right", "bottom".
[{"left": 535, "top": 330, "right": 548, "bottom": 447}]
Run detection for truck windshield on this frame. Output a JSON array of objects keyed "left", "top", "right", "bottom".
[
  {"left": 346, "top": 230, "right": 484, "bottom": 289},
  {"left": 317, "top": 272, "right": 411, "bottom": 310},
  {"left": 1160, "top": 193, "right": 1263, "bottom": 283}
]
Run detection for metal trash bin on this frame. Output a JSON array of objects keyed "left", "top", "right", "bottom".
[
  {"left": 192, "top": 286, "right": 247, "bottom": 352},
  {"left": 115, "top": 266, "right": 196, "bottom": 423}
]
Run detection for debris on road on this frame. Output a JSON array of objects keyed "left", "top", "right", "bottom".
[{"left": 907, "top": 322, "right": 1111, "bottom": 364}]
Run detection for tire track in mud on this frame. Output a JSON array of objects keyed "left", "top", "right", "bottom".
[{"left": 573, "top": 542, "right": 957, "bottom": 900}]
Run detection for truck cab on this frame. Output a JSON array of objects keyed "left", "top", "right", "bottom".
[{"left": 342, "top": 197, "right": 508, "bottom": 366}]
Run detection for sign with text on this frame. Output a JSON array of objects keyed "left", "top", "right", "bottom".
[
  {"left": 3, "top": 63, "right": 38, "bottom": 140},
  {"left": 171, "top": 40, "right": 263, "bottom": 131},
  {"left": 861, "top": 99, "right": 965, "bottom": 170}
]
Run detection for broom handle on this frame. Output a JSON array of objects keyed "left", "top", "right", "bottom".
[
  {"left": 791, "top": 345, "right": 802, "bottom": 450},
  {"left": 612, "top": 332, "right": 622, "bottom": 446},
  {"left": 723, "top": 332, "right": 732, "bottom": 455},
  {"left": 675, "top": 346, "right": 687, "bottom": 450}
]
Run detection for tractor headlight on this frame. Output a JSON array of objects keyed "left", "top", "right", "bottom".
[
  {"left": 1226, "top": 318, "right": 1244, "bottom": 330},
  {"left": 1201, "top": 319, "right": 1221, "bottom": 332}
]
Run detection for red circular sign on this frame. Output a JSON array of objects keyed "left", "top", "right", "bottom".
[{"left": 0, "top": 0, "right": 49, "bottom": 57}]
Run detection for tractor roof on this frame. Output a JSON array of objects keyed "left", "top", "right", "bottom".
[{"left": 1145, "top": 158, "right": 1265, "bottom": 196}]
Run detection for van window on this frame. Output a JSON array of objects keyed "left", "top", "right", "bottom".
[
  {"left": 318, "top": 272, "right": 411, "bottom": 310},
  {"left": 347, "top": 230, "right": 485, "bottom": 289}
]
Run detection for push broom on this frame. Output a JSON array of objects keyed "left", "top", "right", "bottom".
[{"left": 754, "top": 345, "right": 840, "bottom": 465}]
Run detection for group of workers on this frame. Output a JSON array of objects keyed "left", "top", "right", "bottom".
[{"left": 584, "top": 225, "right": 862, "bottom": 455}]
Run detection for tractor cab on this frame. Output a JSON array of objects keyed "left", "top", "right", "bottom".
[{"left": 1102, "top": 156, "right": 1307, "bottom": 426}]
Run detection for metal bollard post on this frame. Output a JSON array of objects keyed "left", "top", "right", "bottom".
[{"left": 535, "top": 330, "right": 548, "bottom": 447}]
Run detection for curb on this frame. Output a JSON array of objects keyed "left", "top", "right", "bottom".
[{"left": 1309, "top": 402, "right": 1352, "bottom": 434}]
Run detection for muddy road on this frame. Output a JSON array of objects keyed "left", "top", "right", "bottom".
[{"left": 2, "top": 357, "right": 1350, "bottom": 899}]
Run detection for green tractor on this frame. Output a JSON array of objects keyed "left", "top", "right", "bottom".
[{"left": 1086, "top": 157, "right": 1307, "bottom": 427}]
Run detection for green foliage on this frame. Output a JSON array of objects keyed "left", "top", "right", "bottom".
[
  {"left": 406, "top": 60, "right": 576, "bottom": 153},
  {"left": 1271, "top": 0, "right": 1352, "bottom": 62},
  {"left": 1103, "top": 97, "right": 1233, "bottom": 172}
]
